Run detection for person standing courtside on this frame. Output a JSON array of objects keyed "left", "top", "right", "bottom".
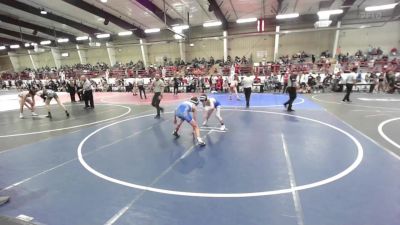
[
  {"left": 342, "top": 68, "right": 357, "bottom": 102},
  {"left": 76, "top": 77, "right": 83, "bottom": 101},
  {"left": 81, "top": 75, "right": 94, "bottom": 109},
  {"left": 242, "top": 74, "right": 253, "bottom": 108},
  {"left": 152, "top": 74, "right": 165, "bottom": 119},
  {"left": 67, "top": 77, "right": 77, "bottom": 102},
  {"left": 137, "top": 75, "right": 147, "bottom": 99},
  {"left": 173, "top": 76, "right": 180, "bottom": 95},
  {"left": 284, "top": 73, "right": 298, "bottom": 112}
]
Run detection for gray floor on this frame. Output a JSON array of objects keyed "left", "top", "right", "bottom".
[
  {"left": 0, "top": 103, "right": 153, "bottom": 152},
  {"left": 1, "top": 93, "right": 400, "bottom": 225},
  {"left": 309, "top": 92, "right": 400, "bottom": 157}
]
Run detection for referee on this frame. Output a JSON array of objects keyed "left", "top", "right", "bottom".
[
  {"left": 152, "top": 74, "right": 165, "bottom": 119},
  {"left": 342, "top": 68, "right": 357, "bottom": 102},
  {"left": 284, "top": 73, "right": 298, "bottom": 112},
  {"left": 81, "top": 75, "right": 94, "bottom": 109},
  {"left": 242, "top": 74, "right": 253, "bottom": 108}
]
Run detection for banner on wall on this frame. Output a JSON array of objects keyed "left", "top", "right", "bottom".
[
  {"left": 156, "top": 55, "right": 171, "bottom": 63},
  {"left": 256, "top": 51, "right": 267, "bottom": 58},
  {"left": 257, "top": 19, "right": 265, "bottom": 32}
]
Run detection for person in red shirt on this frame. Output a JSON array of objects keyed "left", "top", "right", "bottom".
[{"left": 217, "top": 76, "right": 223, "bottom": 92}]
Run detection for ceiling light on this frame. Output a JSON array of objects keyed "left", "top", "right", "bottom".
[
  {"left": 236, "top": 18, "right": 257, "bottom": 23},
  {"left": 314, "top": 20, "right": 332, "bottom": 28},
  {"left": 0, "top": 46, "right": 5, "bottom": 50},
  {"left": 40, "top": 40, "right": 51, "bottom": 45},
  {"left": 95, "top": 42, "right": 101, "bottom": 47},
  {"left": 118, "top": 31, "right": 133, "bottom": 36},
  {"left": 317, "top": 9, "right": 343, "bottom": 17},
  {"left": 24, "top": 43, "right": 30, "bottom": 47},
  {"left": 189, "top": 43, "right": 194, "bottom": 47},
  {"left": 276, "top": 13, "right": 299, "bottom": 19},
  {"left": 31, "top": 43, "right": 38, "bottom": 46},
  {"left": 173, "top": 34, "right": 183, "bottom": 40},
  {"left": 203, "top": 21, "right": 222, "bottom": 27},
  {"left": 57, "top": 38, "right": 69, "bottom": 43},
  {"left": 61, "top": 52, "right": 69, "bottom": 57},
  {"left": 96, "top": 33, "right": 110, "bottom": 38},
  {"left": 10, "top": 44, "right": 20, "bottom": 49},
  {"left": 100, "top": 0, "right": 108, "bottom": 2},
  {"left": 172, "top": 25, "right": 189, "bottom": 31},
  {"left": 365, "top": 3, "right": 398, "bottom": 11},
  {"left": 40, "top": 9, "right": 47, "bottom": 15},
  {"left": 145, "top": 28, "right": 161, "bottom": 33},
  {"left": 76, "top": 36, "right": 89, "bottom": 41}
]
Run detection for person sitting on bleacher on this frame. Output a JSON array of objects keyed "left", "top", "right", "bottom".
[
  {"left": 392, "top": 76, "right": 400, "bottom": 93},
  {"left": 314, "top": 74, "right": 324, "bottom": 93},
  {"left": 299, "top": 73, "right": 307, "bottom": 90}
]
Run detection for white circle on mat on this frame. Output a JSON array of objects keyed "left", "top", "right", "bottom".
[
  {"left": 77, "top": 109, "right": 363, "bottom": 198},
  {"left": 312, "top": 94, "right": 400, "bottom": 110},
  {"left": 378, "top": 117, "right": 400, "bottom": 149},
  {"left": 222, "top": 97, "right": 305, "bottom": 108},
  {"left": 0, "top": 104, "right": 131, "bottom": 138}
]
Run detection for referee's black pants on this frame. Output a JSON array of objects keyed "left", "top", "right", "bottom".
[
  {"left": 84, "top": 90, "right": 94, "bottom": 108},
  {"left": 284, "top": 87, "right": 297, "bottom": 110},
  {"left": 69, "top": 90, "right": 76, "bottom": 102},
  {"left": 138, "top": 85, "right": 146, "bottom": 99},
  {"left": 173, "top": 85, "right": 179, "bottom": 95},
  {"left": 152, "top": 92, "right": 163, "bottom": 117},
  {"left": 342, "top": 83, "right": 353, "bottom": 102},
  {"left": 244, "top": 87, "right": 252, "bottom": 108},
  {"left": 77, "top": 88, "right": 82, "bottom": 101}
]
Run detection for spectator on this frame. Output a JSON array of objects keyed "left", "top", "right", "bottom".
[
  {"left": 81, "top": 75, "right": 94, "bottom": 109},
  {"left": 377, "top": 73, "right": 385, "bottom": 93},
  {"left": 76, "top": 78, "right": 83, "bottom": 101},
  {"left": 137, "top": 75, "right": 146, "bottom": 99},
  {"left": 67, "top": 77, "right": 77, "bottom": 102},
  {"left": 368, "top": 73, "right": 377, "bottom": 93}
]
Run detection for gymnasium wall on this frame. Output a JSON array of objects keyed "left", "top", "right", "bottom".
[
  {"left": 114, "top": 44, "right": 142, "bottom": 64},
  {"left": 147, "top": 42, "right": 180, "bottom": 64},
  {"left": 229, "top": 35, "right": 275, "bottom": 61},
  {"left": 35, "top": 51, "right": 56, "bottom": 68},
  {"left": 59, "top": 49, "right": 80, "bottom": 66},
  {"left": 279, "top": 30, "right": 335, "bottom": 57},
  {"left": 0, "top": 56, "right": 14, "bottom": 71},
  {"left": 18, "top": 54, "right": 33, "bottom": 70},
  {"left": 338, "top": 21, "right": 400, "bottom": 55},
  {"left": 86, "top": 47, "right": 109, "bottom": 65},
  {"left": 187, "top": 39, "right": 223, "bottom": 61}
]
